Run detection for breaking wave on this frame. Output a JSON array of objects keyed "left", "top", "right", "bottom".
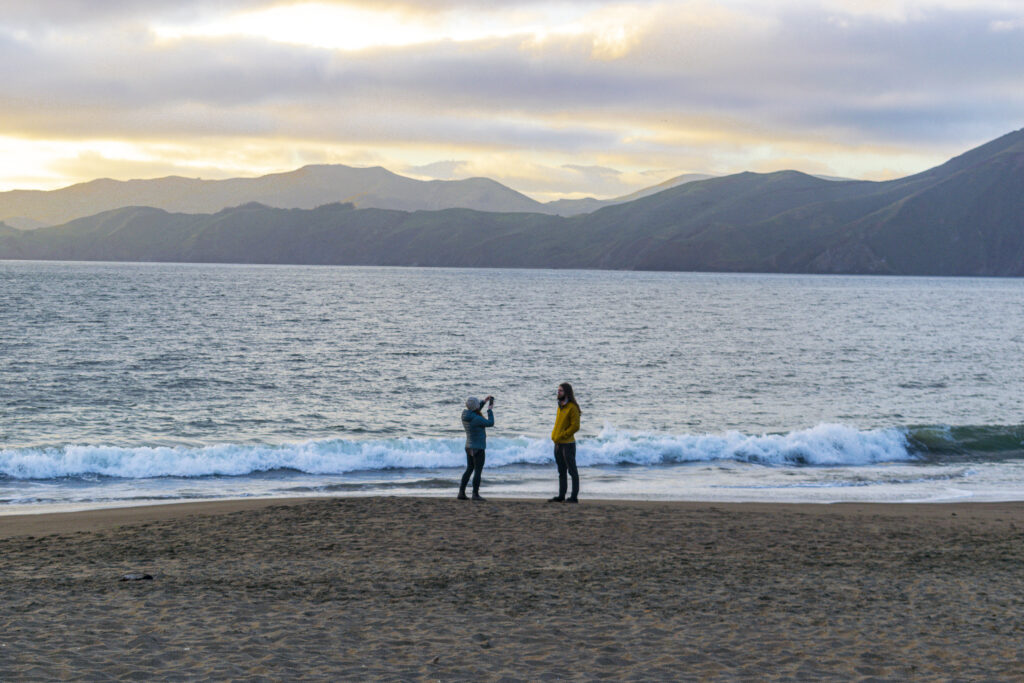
[{"left": 1, "top": 423, "right": 1021, "bottom": 481}]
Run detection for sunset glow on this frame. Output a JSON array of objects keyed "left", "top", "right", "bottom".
[{"left": 2, "top": 0, "right": 1022, "bottom": 195}]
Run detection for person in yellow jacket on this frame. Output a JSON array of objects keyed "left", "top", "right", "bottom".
[{"left": 548, "top": 382, "right": 581, "bottom": 503}]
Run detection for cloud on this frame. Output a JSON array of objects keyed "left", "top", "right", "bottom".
[
  {"left": 0, "top": 1, "right": 278, "bottom": 28},
  {"left": 5, "top": 4, "right": 1020, "bottom": 145},
  {"left": 2, "top": 0, "right": 1023, "bottom": 194},
  {"left": 990, "top": 17, "right": 1024, "bottom": 31},
  {"left": 562, "top": 164, "right": 620, "bottom": 176},
  {"left": 47, "top": 151, "right": 239, "bottom": 182},
  {"left": 407, "top": 155, "right": 682, "bottom": 200},
  {"left": 404, "top": 160, "right": 471, "bottom": 179},
  {"left": 560, "top": 164, "right": 623, "bottom": 191},
  {"left": 402, "top": 158, "right": 689, "bottom": 200}
]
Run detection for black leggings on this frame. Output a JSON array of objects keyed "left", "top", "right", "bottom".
[
  {"left": 460, "top": 448, "right": 485, "bottom": 495},
  {"left": 554, "top": 442, "right": 579, "bottom": 499}
]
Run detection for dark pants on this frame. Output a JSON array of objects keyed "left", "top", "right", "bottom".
[
  {"left": 460, "top": 448, "right": 485, "bottom": 495},
  {"left": 554, "top": 442, "right": 579, "bottom": 499}
]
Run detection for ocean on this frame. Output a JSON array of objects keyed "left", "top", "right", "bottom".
[{"left": 1, "top": 260, "right": 1023, "bottom": 511}]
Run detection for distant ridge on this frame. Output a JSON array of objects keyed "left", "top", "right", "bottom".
[
  {"left": 1, "top": 128, "right": 1022, "bottom": 276},
  {"left": 0, "top": 165, "right": 550, "bottom": 227},
  {"left": 0, "top": 164, "right": 714, "bottom": 228}
]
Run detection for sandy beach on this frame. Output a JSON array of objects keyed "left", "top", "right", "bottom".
[{"left": 2, "top": 497, "right": 1023, "bottom": 680}]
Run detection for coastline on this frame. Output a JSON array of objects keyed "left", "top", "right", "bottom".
[
  {"left": 4, "top": 494, "right": 1024, "bottom": 539},
  {"left": 3, "top": 496, "right": 1024, "bottom": 678},
  {"left": 3, "top": 494, "right": 1024, "bottom": 539}
]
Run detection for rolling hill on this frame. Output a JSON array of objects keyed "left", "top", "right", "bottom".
[
  {"left": 1, "top": 128, "right": 1021, "bottom": 275},
  {"left": 0, "top": 165, "right": 714, "bottom": 228},
  {"left": 0, "top": 165, "right": 545, "bottom": 227}
]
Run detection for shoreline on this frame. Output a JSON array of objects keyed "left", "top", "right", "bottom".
[{"left": 3, "top": 494, "right": 1024, "bottom": 539}]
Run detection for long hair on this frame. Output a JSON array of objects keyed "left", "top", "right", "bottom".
[{"left": 559, "top": 382, "right": 580, "bottom": 412}]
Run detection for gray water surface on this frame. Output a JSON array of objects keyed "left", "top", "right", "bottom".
[{"left": 1, "top": 261, "right": 1023, "bottom": 507}]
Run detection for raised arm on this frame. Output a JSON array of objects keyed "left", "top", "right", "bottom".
[{"left": 469, "top": 409, "right": 494, "bottom": 428}]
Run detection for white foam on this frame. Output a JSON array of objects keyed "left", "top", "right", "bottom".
[
  {"left": 576, "top": 423, "right": 911, "bottom": 467},
  {"left": 0, "top": 423, "right": 913, "bottom": 480}
]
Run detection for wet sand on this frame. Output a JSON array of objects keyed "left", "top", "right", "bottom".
[{"left": 2, "top": 496, "right": 1023, "bottom": 680}]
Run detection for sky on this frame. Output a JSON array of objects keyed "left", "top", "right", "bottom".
[{"left": 1, "top": 0, "right": 1022, "bottom": 201}]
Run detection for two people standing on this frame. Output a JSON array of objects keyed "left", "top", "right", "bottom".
[{"left": 458, "top": 383, "right": 581, "bottom": 503}]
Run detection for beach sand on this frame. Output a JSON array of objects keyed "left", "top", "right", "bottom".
[{"left": 2, "top": 497, "right": 1023, "bottom": 680}]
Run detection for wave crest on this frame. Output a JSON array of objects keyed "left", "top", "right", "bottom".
[{"left": 0, "top": 423, "right": 923, "bottom": 480}]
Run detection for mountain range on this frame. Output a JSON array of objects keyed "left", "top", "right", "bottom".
[
  {"left": 0, "top": 165, "right": 712, "bottom": 228},
  {"left": 0, "top": 128, "right": 1021, "bottom": 276}
]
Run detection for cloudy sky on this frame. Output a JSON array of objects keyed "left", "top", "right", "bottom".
[{"left": 1, "top": 0, "right": 1022, "bottom": 200}]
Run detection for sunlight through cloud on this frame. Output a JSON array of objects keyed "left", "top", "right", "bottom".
[{"left": 152, "top": 2, "right": 621, "bottom": 52}]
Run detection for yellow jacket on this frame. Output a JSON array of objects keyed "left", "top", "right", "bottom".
[{"left": 551, "top": 402, "right": 581, "bottom": 444}]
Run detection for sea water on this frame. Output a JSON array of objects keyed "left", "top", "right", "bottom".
[{"left": 1, "top": 260, "right": 1023, "bottom": 511}]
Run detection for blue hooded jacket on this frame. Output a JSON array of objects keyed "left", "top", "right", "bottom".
[{"left": 461, "top": 408, "right": 494, "bottom": 450}]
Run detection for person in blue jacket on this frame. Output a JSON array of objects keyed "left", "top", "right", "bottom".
[{"left": 459, "top": 395, "right": 494, "bottom": 501}]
